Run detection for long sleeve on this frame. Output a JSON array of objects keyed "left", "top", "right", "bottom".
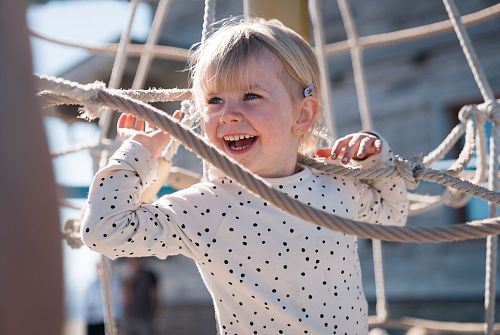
[
  {"left": 349, "top": 137, "right": 408, "bottom": 226},
  {"left": 81, "top": 140, "right": 212, "bottom": 260}
]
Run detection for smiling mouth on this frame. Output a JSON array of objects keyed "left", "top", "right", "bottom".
[{"left": 223, "top": 134, "right": 258, "bottom": 152}]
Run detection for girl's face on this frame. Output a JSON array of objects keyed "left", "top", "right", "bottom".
[{"left": 202, "top": 49, "right": 303, "bottom": 178}]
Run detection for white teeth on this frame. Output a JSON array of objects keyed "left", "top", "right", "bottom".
[{"left": 223, "top": 134, "right": 255, "bottom": 141}]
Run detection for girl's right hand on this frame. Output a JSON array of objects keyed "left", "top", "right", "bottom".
[{"left": 117, "top": 112, "right": 181, "bottom": 159}]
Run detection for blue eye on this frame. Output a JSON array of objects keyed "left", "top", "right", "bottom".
[
  {"left": 208, "top": 97, "right": 224, "bottom": 104},
  {"left": 243, "top": 92, "right": 260, "bottom": 101}
]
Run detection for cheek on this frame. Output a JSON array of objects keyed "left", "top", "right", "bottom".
[{"left": 202, "top": 115, "right": 220, "bottom": 145}]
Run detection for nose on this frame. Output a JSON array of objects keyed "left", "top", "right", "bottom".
[{"left": 219, "top": 101, "right": 243, "bottom": 124}]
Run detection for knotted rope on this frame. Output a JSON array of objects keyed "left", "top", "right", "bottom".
[{"left": 36, "top": 74, "right": 500, "bottom": 244}]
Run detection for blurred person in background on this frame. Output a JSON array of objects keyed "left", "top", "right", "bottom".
[
  {"left": 121, "top": 258, "right": 159, "bottom": 335},
  {"left": 84, "top": 262, "right": 123, "bottom": 335}
]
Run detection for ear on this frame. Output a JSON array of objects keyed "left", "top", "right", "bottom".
[{"left": 293, "top": 96, "right": 319, "bottom": 135}]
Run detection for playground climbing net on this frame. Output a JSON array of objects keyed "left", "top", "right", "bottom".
[{"left": 33, "top": 0, "right": 500, "bottom": 334}]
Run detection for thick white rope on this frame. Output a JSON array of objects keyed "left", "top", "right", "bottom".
[
  {"left": 308, "top": 0, "right": 337, "bottom": 141},
  {"left": 39, "top": 87, "right": 192, "bottom": 108},
  {"left": 38, "top": 75, "right": 500, "bottom": 203},
  {"left": 132, "top": 0, "right": 171, "bottom": 90},
  {"left": 36, "top": 74, "right": 500, "bottom": 243},
  {"left": 41, "top": 76, "right": 500, "bottom": 207},
  {"left": 161, "top": 100, "right": 196, "bottom": 162},
  {"left": 44, "top": 88, "right": 492, "bottom": 216}
]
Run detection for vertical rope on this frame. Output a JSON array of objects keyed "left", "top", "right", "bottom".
[
  {"left": 95, "top": 1, "right": 141, "bottom": 334},
  {"left": 441, "top": 2, "right": 497, "bottom": 333},
  {"left": 484, "top": 121, "right": 499, "bottom": 335},
  {"left": 372, "top": 239, "right": 388, "bottom": 321},
  {"left": 98, "top": 0, "right": 141, "bottom": 140},
  {"left": 96, "top": 144, "right": 116, "bottom": 335},
  {"left": 201, "top": 0, "right": 216, "bottom": 181},
  {"left": 337, "top": 0, "right": 373, "bottom": 130},
  {"left": 201, "top": 0, "right": 216, "bottom": 44},
  {"left": 98, "top": 257, "right": 117, "bottom": 335},
  {"left": 132, "top": 0, "right": 172, "bottom": 89},
  {"left": 441, "top": 0, "right": 495, "bottom": 102},
  {"left": 337, "top": 0, "right": 387, "bottom": 323},
  {"left": 308, "top": 0, "right": 338, "bottom": 141}
]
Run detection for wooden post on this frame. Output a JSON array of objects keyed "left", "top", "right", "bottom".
[
  {"left": 0, "top": 1, "right": 63, "bottom": 335},
  {"left": 243, "top": 0, "right": 310, "bottom": 41}
]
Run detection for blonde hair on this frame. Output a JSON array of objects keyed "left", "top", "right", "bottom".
[{"left": 188, "top": 17, "right": 323, "bottom": 154}]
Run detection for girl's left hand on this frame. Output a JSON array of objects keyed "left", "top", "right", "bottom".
[{"left": 315, "top": 132, "right": 382, "bottom": 164}]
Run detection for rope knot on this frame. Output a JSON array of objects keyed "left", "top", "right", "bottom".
[
  {"left": 78, "top": 81, "right": 107, "bottom": 121},
  {"left": 458, "top": 104, "right": 482, "bottom": 124},
  {"left": 62, "top": 218, "right": 83, "bottom": 249},
  {"left": 480, "top": 99, "right": 500, "bottom": 125},
  {"left": 394, "top": 155, "right": 422, "bottom": 189}
]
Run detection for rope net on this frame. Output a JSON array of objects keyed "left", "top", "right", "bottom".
[{"left": 35, "top": 1, "right": 500, "bottom": 334}]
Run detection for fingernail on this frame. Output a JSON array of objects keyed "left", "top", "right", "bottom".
[
  {"left": 331, "top": 153, "right": 337, "bottom": 159},
  {"left": 358, "top": 152, "right": 364, "bottom": 158},
  {"left": 342, "top": 157, "right": 348, "bottom": 163}
]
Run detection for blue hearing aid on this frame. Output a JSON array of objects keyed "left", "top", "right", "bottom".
[{"left": 303, "top": 83, "right": 314, "bottom": 97}]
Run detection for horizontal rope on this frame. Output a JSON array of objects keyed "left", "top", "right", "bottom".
[
  {"left": 368, "top": 315, "right": 500, "bottom": 333},
  {"left": 36, "top": 74, "right": 500, "bottom": 244},
  {"left": 29, "top": 28, "right": 190, "bottom": 62},
  {"left": 324, "top": 3, "right": 500, "bottom": 55},
  {"left": 51, "top": 142, "right": 98, "bottom": 158},
  {"left": 38, "top": 87, "right": 192, "bottom": 107}
]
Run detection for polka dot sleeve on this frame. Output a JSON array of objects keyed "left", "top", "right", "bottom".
[
  {"left": 349, "top": 136, "right": 409, "bottom": 226},
  {"left": 81, "top": 139, "right": 214, "bottom": 260}
]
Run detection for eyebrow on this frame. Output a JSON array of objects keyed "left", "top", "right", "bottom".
[
  {"left": 205, "top": 83, "right": 269, "bottom": 96},
  {"left": 244, "top": 83, "right": 273, "bottom": 93}
]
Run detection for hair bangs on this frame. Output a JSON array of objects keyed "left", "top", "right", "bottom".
[{"left": 198, "top": 37, "right": 269, "bottom": 95}]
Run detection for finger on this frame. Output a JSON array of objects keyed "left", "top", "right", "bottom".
[
  {"left": 357, "top": 137, "right": 374, "bottom": 159},
  {"left": 331, "top": 136, "right": 350, "bottom": 160},
  {"left": 342, "top": 136, "right": 361, "bottom": 164},
  {"left": 315, "top": 147, "right": 333, "bottom": 158},
  {"left": 173, "top": 110, "right": 183, "bottom": 121},
  {"left": 117, "top": 114, "right": 128, "bottom": 129},
  {"left": 337, "top": 146, "right": 348, "bottom": 164},
  {"left": 134, "top": 118, "right": 145, "bottom": 132},
  {"left": 124, "top": 114, "right": 136, "bottom": 128},
  {"left": 374, "top": 139, "right": 383, "bottom": 153}
]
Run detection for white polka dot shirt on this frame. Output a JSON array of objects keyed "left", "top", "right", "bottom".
[{"left": 82, "top": 139, "right": 408, "bottom": 335}]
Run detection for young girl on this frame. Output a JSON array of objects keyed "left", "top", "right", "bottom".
[{"left": 82, "top": 18, "right": 408, "bottom": 334}]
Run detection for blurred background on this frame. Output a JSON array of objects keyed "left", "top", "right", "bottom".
[{"left": 5, "top": 0, "right": 500, "bottom": 334}]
